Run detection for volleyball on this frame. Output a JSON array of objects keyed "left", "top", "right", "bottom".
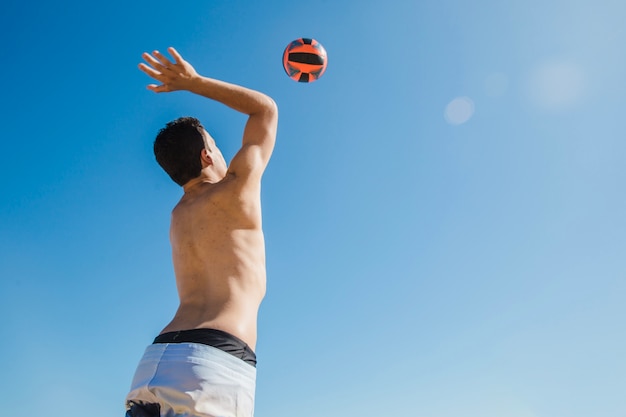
[{"left": 282, "top": 38, "right": 328, "bottom": 83}]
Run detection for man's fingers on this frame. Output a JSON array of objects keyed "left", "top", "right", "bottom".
[
  {"left": 139, "top": 48, "right": 184, "bottom": 93},
  {"left": 138, "top": 62, "right": 163, "bottom": 79},
  {"left": 153, "top": 50, "right": 174, "bottom": 67},
  {"left": 167, "top": 47, "right": 184, "bottom": 64},
  {"left": 147, "top": 84, "right": 170, "bottom": 93},
  {"left": 142, "top": 53, "right": 168, "bottom": 71}
]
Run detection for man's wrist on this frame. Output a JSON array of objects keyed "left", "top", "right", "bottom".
[{"left": 185, "top": 74, "right": 206, "bottom": 93}]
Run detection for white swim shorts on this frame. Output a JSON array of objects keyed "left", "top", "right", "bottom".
[{"left": 125, "top": 342, "right": 256, "bottom": 417}]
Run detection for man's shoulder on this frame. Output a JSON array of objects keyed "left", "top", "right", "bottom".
[{"left": 178, "top": 177, "right": 259, "bottom": 210}]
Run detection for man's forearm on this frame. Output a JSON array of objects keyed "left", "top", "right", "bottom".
[{"left": 187, "top": 76, "right": 276, "bottom": 116}]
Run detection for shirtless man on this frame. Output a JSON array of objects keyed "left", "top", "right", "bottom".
[{"left": 125, "top": 47, "right": 278, "bottom": 417}]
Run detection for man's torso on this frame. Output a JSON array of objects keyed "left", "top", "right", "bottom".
[{"left": 160, "top": 175, "right": 266, "bottom": 350}]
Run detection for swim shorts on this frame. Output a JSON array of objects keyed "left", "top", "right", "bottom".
[{"left": 125, "top": 329, "right": 257, "bottom": 417}]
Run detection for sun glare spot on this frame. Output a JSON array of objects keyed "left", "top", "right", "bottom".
[
  {"left": 527, "top": 60, "right": 585, "bottom": 111},
  {"left": 445, "top": 96, "right": 475, "bottom": 125}
]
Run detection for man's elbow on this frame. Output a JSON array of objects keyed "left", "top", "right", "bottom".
[
  {"left": 252, "top": 96, "right": 278, "bottom": 126},
  {"left": 260, "top": 95, "right": 278, "bottom": 115},
  {"left": 246, "top": 94, "right": 278, "bottom": 132}
]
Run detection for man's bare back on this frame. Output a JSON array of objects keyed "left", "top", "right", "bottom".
[{"left": 161, "top": 174, "right": 267, "bottom": 350}]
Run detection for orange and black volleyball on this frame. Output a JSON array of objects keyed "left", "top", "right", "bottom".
[{"left": 282, "top": 38, "right": 328, "bottom": 83}]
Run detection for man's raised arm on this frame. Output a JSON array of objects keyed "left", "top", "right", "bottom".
[{"left": 139, "top": 47, "right": 278, "bottom": 179}]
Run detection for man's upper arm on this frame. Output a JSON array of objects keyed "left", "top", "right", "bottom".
[{"left": 228, "top": 100, "right": 278, "bottom": 183}]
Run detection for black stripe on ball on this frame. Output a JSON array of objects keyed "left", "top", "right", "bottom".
[
  {"left": 299, "top": 73, "right": 310, "bottom": 82},
  {"left": 288, "top": 52, "right": 325, "bottom": 65},
  {"left": 302, "top": 38, "right": 313, "bottom": 44}
]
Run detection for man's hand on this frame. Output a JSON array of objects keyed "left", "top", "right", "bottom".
[{"left": 138, "top": 47, "right": 199, "bottom": 93}]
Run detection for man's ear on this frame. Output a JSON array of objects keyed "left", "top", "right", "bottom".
[{"left": 200, "top": 149, "right": 213, "bottom": 167}]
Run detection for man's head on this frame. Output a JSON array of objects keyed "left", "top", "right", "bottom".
[{"left": 153, "top": 116, "right": 225, "bottom": 186}]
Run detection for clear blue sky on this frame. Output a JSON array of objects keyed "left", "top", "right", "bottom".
[{"left": 2, "top": 0, "right": 625, "bottom": 416}]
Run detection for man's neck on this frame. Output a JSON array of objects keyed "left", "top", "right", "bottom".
[{"left": 183, "top": 172, "right": 221, "bottom": 194}]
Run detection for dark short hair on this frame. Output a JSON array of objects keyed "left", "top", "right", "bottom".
[{"left": 153, "top": 117, "right": 206, "bottom": 186}]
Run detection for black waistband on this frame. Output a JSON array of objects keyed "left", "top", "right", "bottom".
[{"left": 153, "top": 328, "right": 257, "bottom": 367}]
